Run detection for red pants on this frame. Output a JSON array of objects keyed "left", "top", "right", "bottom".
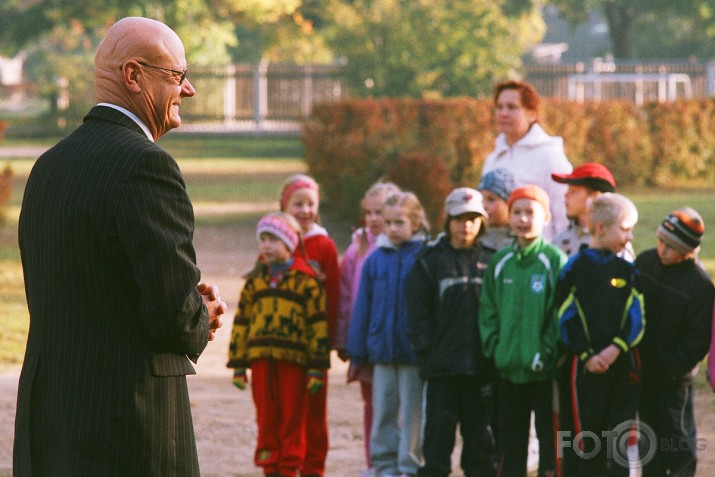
[
  {"left": 302, "top": 370, "right": 329, "bottom": 476},
  {"left": 252, "top": 359, "right": 307, "bottom": 477}
]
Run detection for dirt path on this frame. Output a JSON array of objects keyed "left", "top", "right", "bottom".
[{"left": 2, "top": 222, "right": 715, "bottom": 476}]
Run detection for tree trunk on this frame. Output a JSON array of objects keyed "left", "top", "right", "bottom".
[{"left": 603, "top": 3, "right": 635, "bottom": 59}]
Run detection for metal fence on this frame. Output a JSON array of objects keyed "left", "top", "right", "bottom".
[
  {"left": 523, "top": 58, "right": 715, "bottom": 105},
  {"left": 179, "top": 61, "right": 346, "bottom": 133},
  {"left": 3, "top": 59, "right": 715, "bottom": 135},
  {"left": 178, "top": 59, "right": 715, "bottom": 133}
]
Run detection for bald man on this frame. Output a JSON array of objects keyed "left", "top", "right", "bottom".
[{"left": 13, "top": 17, "right": 226, "bottom": 476}]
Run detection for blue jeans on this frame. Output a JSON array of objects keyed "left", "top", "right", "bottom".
[{"left": 371, "top": 364, "right": 424, "bottom": 476}]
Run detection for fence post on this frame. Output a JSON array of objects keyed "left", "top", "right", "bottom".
[
  {"left": 253, "top": 60, "right": 269, "bottom": 131},
  {"left": 224, "top": 64, "right": 236, "bottom": 127},
  {"left": 707, "top": 59, "right": 715, "bottom": 96},
  {"left": 303, "top": 64, "right": 313, "bottom": 118}
]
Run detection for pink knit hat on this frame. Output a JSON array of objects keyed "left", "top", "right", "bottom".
[{"left": 256, "top": 214, "right": 300, "bottom": 252}]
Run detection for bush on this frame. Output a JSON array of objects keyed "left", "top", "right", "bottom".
[
  {"left": 0, "top": 165, "right": 13, "bottom": 223},
  {"left": 644, "top": 99, "right": 715, "bottom": 185},
  {"left": 303, "top": 98, "right": 494, "bottom": 222},
  {"left": 303, "top": 98, "right": 715, "bottom": 223},
  {"left": 386, "top": 152, "right": 454, "bottom": 231}
]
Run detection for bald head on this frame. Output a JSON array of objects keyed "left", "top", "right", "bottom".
[
  {"left": 97, "top": 17, "right": 183, "bottom": 68},
  {"left": 94, "top": 17, "right": 193, "bottom": 139}
]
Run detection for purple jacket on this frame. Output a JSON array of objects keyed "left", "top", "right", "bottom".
[{"left": 335, "top": 228, "right": 378, "bottom": 350}]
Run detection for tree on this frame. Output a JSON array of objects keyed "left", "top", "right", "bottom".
[
  {"left": 324, "top": 0, "right": 545, "bottom": 98},
  {"left": 0, "top": 1, "right": 236, "bottom": 65},
  {"left": 549, "top": 0, "right": 715, "bottom": 59}
]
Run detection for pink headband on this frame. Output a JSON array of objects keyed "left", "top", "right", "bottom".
[{"left": 280, "top": 179, "right": 319, "bottom": 210}]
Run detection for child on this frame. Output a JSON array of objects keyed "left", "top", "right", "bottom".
[
  {"left": 280, "top": 173, "right": 339, "bottom": 477},
  {"left": 556, "top": 193, "right": 644, "bottom": 477},
  {"left": 227, "top": 212, "right": 330, "bottom": 477},
  {"left": 551, "top": 163, "right": 635, "bottom": 260},
  {"left": 407, "top": 188, "right": 496, "bottom": 477},
  {"left": 478, "top": 168, "right": 516, "bottom": 252},
  {"left": 479, "top": 185, "right": 566, "bottom": 477},
  {"left": 335, "top": 181, "right": 401, "bottom": 476},
  {"left": 635, "top": 207, "right": 714, "bottom": 476},
  {"left": 347, "top": 191, "right": 430, "bottom": 477}
]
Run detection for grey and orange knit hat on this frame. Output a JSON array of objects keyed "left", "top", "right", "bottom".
[{"left": 656, "top": 207, "right": 704, "bottom": 254}]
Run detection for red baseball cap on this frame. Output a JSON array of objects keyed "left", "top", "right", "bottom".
[{"left": 551, "top": 163, "right": 616, "bottom": 192}]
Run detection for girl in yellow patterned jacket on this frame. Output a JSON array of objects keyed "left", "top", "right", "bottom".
[{"left": 227, "top": 212, "right": 329, "bottom": 477}]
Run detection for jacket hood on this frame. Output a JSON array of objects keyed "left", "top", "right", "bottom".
[
  {"left": 303, "top": 223, "right": 329, "bottom": 239},
  {"left": 376, "top": 231, "right": 427, "bottom": 250}
]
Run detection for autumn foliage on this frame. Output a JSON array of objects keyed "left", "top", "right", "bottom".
[{"left": 303, "top": 98, "right": 715, "bottom": 223}]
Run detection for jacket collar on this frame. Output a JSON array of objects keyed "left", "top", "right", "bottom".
[
  {"left": 376, "top": 232, "right": 426, "bottom": 250},
  {"left": 514, "top": 236, "right": 545, "bottom": 260},
  {"left": 85, "top": 105, "right": 152, "bottom": 141},
  {"left": 303, "top": 223, "right": 329, "bottom": 239},
  {"left": 492, "top": 123, "right": 553, "bottom": 156}
]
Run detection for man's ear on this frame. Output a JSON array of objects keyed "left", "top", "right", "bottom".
[{"left": 120, "top": 61, "right": 143, "bottom": 93}]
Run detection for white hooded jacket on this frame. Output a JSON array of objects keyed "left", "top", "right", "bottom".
[{"left": 482, "top": 123, "right": 572, "bottom": 240}]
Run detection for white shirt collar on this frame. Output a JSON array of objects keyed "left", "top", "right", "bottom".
[{"left": 96, "top": 103, "right": 154, "bottom": 142}]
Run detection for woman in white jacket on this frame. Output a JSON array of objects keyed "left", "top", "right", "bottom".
[{"left": 481, "top": 80, "right": 573, "bottom": 241}]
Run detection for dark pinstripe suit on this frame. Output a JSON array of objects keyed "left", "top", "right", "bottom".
[{"left": 13, "top": 106, "right": 210, "bottom": 476}]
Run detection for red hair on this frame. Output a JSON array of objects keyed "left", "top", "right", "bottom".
[{"left": 493, "top": 80, "right": 540, "bottom": 116}]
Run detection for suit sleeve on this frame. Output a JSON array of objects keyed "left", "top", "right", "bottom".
[{"left": 117, "top": 151, "right": 209, "bottom": 361}]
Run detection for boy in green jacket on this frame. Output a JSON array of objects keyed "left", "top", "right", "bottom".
[{"left": 479, "top": 185, "right": 567, "bottom": 477}]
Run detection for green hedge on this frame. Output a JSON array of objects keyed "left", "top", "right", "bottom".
[{"left": 303, "top": 98, "right": 715, "bottom": 226}]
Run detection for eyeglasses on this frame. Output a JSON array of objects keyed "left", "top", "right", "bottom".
[{"left": 137, "top": 61, "right": 188, "bottom": 85}]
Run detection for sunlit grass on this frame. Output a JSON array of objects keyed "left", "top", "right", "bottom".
[
  {"left": 626, "top": 188, "right": 715, "bottom": 276},
  {"left": 0, "top": 260, "right": 28, "bottom": 368}
]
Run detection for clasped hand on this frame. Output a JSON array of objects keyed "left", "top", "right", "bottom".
[
  {"left": 585, "top": 344, "right": 621, "bottom": 374},
  {"left": 197, "top": 282, "right": 227, "bottom": 341}
]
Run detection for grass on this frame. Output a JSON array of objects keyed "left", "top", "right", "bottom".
[
  {"left": 626, "top": 189, "right": 715, "bottom": 276},
  {"left": 0, "top": 259, "right": 28, "bottom": 369},
  {"left": 160, "top": 133, "right": 305, "bottom": 159}
]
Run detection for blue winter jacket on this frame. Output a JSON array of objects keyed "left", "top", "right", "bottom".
[{"left": 347, "top": 233, "right": 425, "bottom": 365}]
